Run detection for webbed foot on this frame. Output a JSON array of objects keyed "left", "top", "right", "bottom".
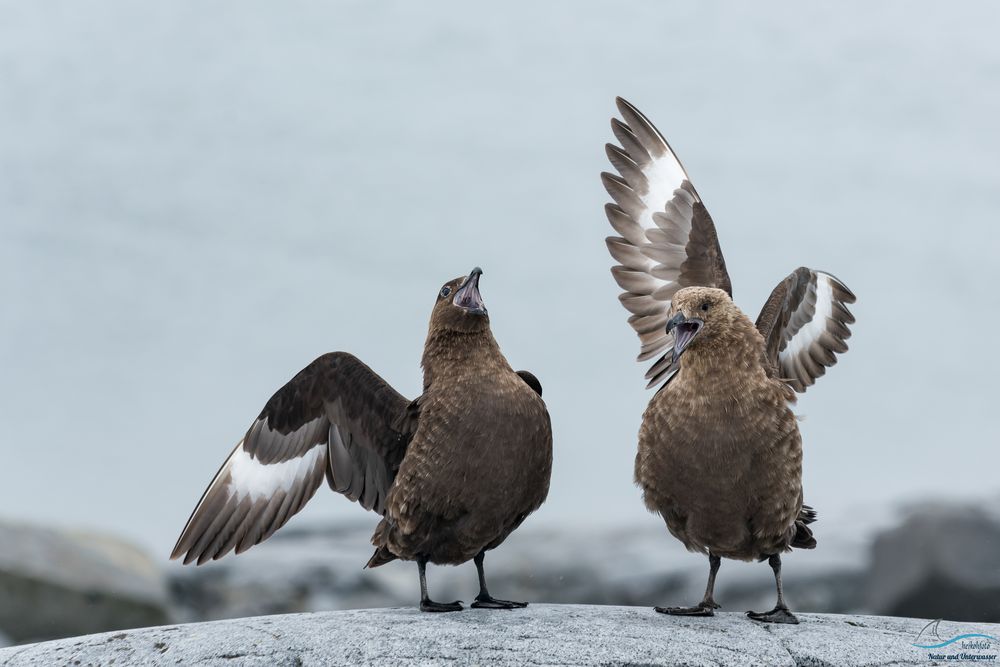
[
  {"left": 472, "top": 594, "right": 528, "bottom": 610},
  {"left": 419, "top": 599, "right": 464, "bottom": 613},
  {"left": 746, "top": 606, "right": 799, "bottom": 624},
  {"left": 655, "top": 601, "right": 719, "bottom": 617}
]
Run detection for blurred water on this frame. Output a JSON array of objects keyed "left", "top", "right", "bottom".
[{"left": 1, "top": 1, "right": 999, "bottom": 557}]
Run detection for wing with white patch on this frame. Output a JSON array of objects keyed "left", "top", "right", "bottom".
[
  {"left": 755, "top": 267, "right": 857, "bottom": 392},
  {"left": 170, "top": 352, "right": 415, "bottom": 565},
  {"left": 602, "top": 97, "right": 732, "bottom": 388}
]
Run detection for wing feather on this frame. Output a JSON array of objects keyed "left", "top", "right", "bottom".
[
  {"left": 170, "top": 352, "right": 415, "bottom": 564},
  {"left": 602, "top": 97, "right": 732, "bottom": 388},
  {"left": 515, "top": 370, "right": 543, "bottom": 397},
  {"left": 756, "top": 268, "right": 857, "bottom": 392}
]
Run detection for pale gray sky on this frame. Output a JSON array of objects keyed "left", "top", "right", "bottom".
[{"left": 2, "top": 1, "right": 999, "bottom": 556}]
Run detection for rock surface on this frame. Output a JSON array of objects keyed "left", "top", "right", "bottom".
[
  {"left": 0, "top": 519, "right": 171, "bottom": 643},
  {"left": 2, "top": 605, "right": 998, "bottom": 666}
]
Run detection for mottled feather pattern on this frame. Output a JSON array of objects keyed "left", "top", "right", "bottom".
[{"left": 636, "top": 311, "right": 804, "bottom": 560}]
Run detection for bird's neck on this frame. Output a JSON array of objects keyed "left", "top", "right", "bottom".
[
  {"left": 421, "top": 329, "right": 509, "bottom": 385},
  {"left": 675, "top": 320, "right": 768, "bottom": 388}
]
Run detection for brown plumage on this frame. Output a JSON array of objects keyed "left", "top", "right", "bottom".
[
  {"left": 638, "top": 288, "right": 806, "bottom": 560},
  {"left": 170, "top": 268, "right": 552, "bottom": 612},
  {"left": 603, "top": 98, "right": 855, "bottom": 624}
]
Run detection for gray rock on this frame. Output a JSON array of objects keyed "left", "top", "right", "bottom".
[
  {"left": 2, "top": 605, "right": 997, "bottom": 666},
  {"left": 866, "top": 503, "right": 1000, "bottom": 622},
  {"left": 0, "top": 519, "right": 171, "bottom": 644}
]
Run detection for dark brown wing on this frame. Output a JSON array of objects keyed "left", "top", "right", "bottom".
[
  {"left": 170, "top": 352, "right": 415, "bottom": 565},
  {"left": 516, "top": 370, "right": 543, "bottom": 397},
  {"left": 602, "top": 97, "right": 732, "bottom": 389},
  {"left": 756, "top": 268, "right": 857, "bottom": 392}
]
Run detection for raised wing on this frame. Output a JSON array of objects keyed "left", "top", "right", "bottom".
[
  {"left": 602, "top": 97, "right": 732, "bottom": 388},
  {"left": 170, "top": 352, "right": 414, "bottom": 565},
  {"left": 756, "top": 268, "right": 857, "bottom": 392}
]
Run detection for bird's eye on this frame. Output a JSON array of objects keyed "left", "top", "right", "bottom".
[
  {"left": 700, "top": 302, "right": 710, "bottom": 312},
  {"left": 440, "top": 286, "right": 452, "bottom": 298}
]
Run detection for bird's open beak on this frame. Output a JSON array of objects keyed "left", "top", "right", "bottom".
[
  {"left": 667, "top": 313, "right": 703, "bottom": 364},
  {"left": 453, "top": 267, "right": 487, "bottom": 316}
]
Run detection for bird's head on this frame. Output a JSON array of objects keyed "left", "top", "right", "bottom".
[
  {"left": 666, "top": 286, "right": 743, "bottom": 364},
  {"left": 429, "top": 267, "right": 490, "bottom": 334}
]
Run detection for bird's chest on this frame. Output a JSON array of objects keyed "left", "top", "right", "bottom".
[
  {"left": 397, "top": 372, "right": 551, "bottom": 519},
  {"left": 660, "top": 381, "right": 775, "bottom": 438},
  {"left": 416, "top": 373, "right": 550, "bottom": 462},
  {"left": 638, "top": 378, "right": 792, "bottom": 484},
  {"left": 636, "top": 375, "right": 803, "bottom": 556}
]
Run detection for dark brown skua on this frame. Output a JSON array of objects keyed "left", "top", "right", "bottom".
[
  {"left": 171, "top": 268, "right": 552, "bottom": 612},
  {"left": 602, "top": 98, "right": 856, "bottom": 624}
]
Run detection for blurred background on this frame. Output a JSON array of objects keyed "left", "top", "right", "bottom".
[{"left": 2, "top": 0, "right": 1000, "bottom": 646}]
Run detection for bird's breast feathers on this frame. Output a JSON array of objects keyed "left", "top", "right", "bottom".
[
  {"left": 650, "top": 375, "right": 796, "bottom": 442},
  {"left": 418, "top": 372, "right": 550, "bottom": 444}
]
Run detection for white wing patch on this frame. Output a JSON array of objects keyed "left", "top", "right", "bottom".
[
  {"left": 782, "top": 272, "right": 835, "bottom": 365},
  {"left": 171, "top": 417, "right": 331, "bottom": 564},
  {"left": 228, "top": 441, "right": 327, "bottom": 502},
  {"left": 770, "top": 268, "right": 856, "bottom": 392},
  {"left": 637, "top": 148, "right": 687, "bottom": 230},
  {"left": 604, "top": 98, "right": 733, "bottom": 389}
]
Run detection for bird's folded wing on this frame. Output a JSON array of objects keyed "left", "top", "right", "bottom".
[
  {"left": 516, "top": 370, "right": 543, "bottom": 397},
  {"left": 602, "top": 97, "right": 732, "bottom": 389},
  {"left": 170, "top": 352, "right": 414, "bottom": 565},
  {"left": 755, "top": 268, "right": 856, "bottom": 393}
]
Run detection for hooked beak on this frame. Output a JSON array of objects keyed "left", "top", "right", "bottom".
[
  {"left": 667, "top": 313, "right": 703, "bottom": 364},
  {"left": 453, "top": 267, "right": 487, "bottom": 316}
]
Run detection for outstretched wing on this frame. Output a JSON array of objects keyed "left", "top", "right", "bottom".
[
  {"left": 756, "top": 268, "right": 856, "bottom": 392},
  {"left": 170, "top": 352, "right": 414, "bottom": 565},
  {"left": 602, "top": 97, "right": 732, "bottom": 389}
]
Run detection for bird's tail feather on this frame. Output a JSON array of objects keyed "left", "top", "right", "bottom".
[
  {"left": 365, "top": 546, "right": 398, "bottom": 568},
  {"left": 790, "top": 504, "right": 818, "bottom": 549},
  {"left": 799, "top": 504, "right": 818, "bottom": 525},
  {"left": 365, "top": 517, "right": 398, "bottom": 568}
]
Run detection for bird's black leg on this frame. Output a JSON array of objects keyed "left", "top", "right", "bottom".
[
  {"left": 470, "top": 551, "right": 528, "bottom": 610},
  {"left": 417, "top": 557, "right": 463, "bottom": 613},
  {"left": 746, "top": 554, "right": 799, "bottom": 624},
  {"left": 656, "top": 552, "right": 722, "bottom": 617}
]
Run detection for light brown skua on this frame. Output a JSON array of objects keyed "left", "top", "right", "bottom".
[{"left": 603, "top": 98, "right": 856, "bottom": 624}]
